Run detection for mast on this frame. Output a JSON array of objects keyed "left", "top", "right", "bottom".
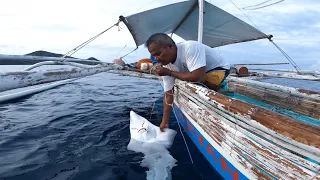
[{"left": 198, "top": 0, "right": 204, "bottom": 43}]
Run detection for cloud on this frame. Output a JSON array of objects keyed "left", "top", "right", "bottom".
[{"left": 0, "top": 0, "right": 319, "bottom": 70}]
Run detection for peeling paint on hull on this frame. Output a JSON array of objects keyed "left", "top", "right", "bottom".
[{"left": 173, "top": 79, "right": 320, "bottom": 180}]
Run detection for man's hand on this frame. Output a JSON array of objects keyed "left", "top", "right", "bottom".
[
  {"left": 113, "top": 59, "right": 125, "bottom": 66},
  {"left": 154, "top": 65, "right": 172, "bottom": 76},
  {"left": 159, "top": 121, "right": 169, "bottom": 132}
]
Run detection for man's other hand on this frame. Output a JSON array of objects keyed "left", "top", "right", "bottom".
[
  {"left": 154, "top": 65, "right": 172, "bottom": 76},
  {"left": 159, "top": 121, "right": 169, "bottom": 132},
  {"left": 113, "top": 59, "right": 125, "bottom": 66}
]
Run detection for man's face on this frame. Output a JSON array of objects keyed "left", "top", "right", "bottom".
[{"left": 148, "top": 43, "right": 176, "bottom": 65}]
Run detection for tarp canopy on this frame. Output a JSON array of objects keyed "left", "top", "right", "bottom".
[{"left": 120, "top": 0, "right": 269, "bottom": 48}]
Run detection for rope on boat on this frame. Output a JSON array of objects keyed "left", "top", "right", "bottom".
[
  {"left": 228, "top": 0, "right": 302, "bottom": 73},
  {"left": 268, "top": 39, "right": 301, "bottom": 72},
  {"left": 172, "top": 106, "right": 204, "bottom": 180},
  {"left": 242, "top": 0, "right": 285, "bottom": 10},
  {"left": 113, "top": 0, "right": 156, "bottom": 60},
  {"left": 228, "top": 0, "right": 261, "bottom": 32},
  {"left": 148, "top": 77, "right": 204, "bottom": 179},
  {"left": 120, "top": 47, "right": 138, "bottom": 59},
  {"left": 60, "top": 21, "right": 121, "bottom": 59},
  {"left": 115, "top": 45, "right": 127, "bottom": 59}
]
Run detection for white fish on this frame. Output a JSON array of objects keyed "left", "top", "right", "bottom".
[{"left": 127, "top": 110, "right": 177, "bottom": 180}]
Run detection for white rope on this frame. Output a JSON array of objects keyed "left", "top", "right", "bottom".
[
  {"left": 174, "top": 107, "right": 194, "bottom": 165},
  {"left": 149, "top": 76, "right": 203, "bottom": 179},
  {"left": 149, "top": 98, "right": 157, "bottom": 121}
]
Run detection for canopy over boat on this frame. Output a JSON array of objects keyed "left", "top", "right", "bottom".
[{"left": 119, "top": 0, "right": 270, "bottom": 48}]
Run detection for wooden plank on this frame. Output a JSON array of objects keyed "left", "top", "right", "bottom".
[
  {"left": 175, "top": 88, "right": 319, "bottom": 179},
  {"left": 190, "top": 83, "right": 320, "bottom": 148},
  {"left": 228, "top": 82, "right": 320, "bottom": 120},
  {"left": 227, "top": 77, "right": 320, "bottom": 101},
  {"left": 175, "top": 93, "right": 265, "bottom": 179},
  {"left": 175, "top": 79, "right": 320, "bottom": 161},
  {"left": 175, "top": 87, "right": 320, "bottom": 172}
]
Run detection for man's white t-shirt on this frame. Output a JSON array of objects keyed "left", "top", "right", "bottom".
[{"left": 162, "top": 40, "right": 230, "bottom": 92}]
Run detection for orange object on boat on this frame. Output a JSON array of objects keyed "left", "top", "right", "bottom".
[{"left": 137, "top": 58, "right": 154, "bottom": 71}]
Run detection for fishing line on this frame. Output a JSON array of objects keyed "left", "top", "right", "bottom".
[
  {"left": 172, "top": 104, "right": 204, "bottom": 180},
  {"left": 149, "top": 76, "right": 204, "bottom": 180},
  {"left": 228, "top": 0, "right": 301, "bottom": 72},
  {"left": 228, "top": 0, "right": 261, "bottom": 32}
]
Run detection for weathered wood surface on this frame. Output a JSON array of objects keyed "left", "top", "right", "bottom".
[
  {"left": 174, "top": 80, "right": 320, "bottom": 179},
  {"left": 227, "top": 77, "right": 320, "bottom": 101},
  {"left": 175, "top": 80, "right": 320, "bottom": 157},
  {"left": 184, "top": 81, "right": 320, "bottom": 150},
  {"left": 228, "top": 82, "right": 320, "bottom": 120},
  {"left": 175, "top": 89, "right": 320, "bottom": 171}
]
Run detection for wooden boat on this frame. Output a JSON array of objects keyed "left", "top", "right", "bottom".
[
  {"left": 116, "top": 1, "right": 320, "bottom": 179},
  {"left": 0, "top": 0, "right": 319, "bottom": 179}
]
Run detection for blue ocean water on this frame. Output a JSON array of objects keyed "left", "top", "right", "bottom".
[
  {"left": 1, "top": 65, "right": 319, "bottom": 180},
  {"left": 0, "top": 72, "right": 221, "bottom": 180}
]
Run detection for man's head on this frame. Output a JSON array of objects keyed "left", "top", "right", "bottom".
[{"left": 145, "top": 33, "right": 177, "bottom": 65}]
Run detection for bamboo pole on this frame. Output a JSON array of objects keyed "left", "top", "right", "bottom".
[
  {"left": 0, "top": 79, "right": 77, "bottom": 103},
  {"left": 0, "top": 64, "right": 124, "bottom": 92},
  {"left": 254, "top": 72, "right": 320, "bottom": 81},
  {"left": 248, "top": 68, "right": 320, "bottom": 75},
  {"left": 234, "top": 63, "right": 290, "bottom": 66},
  {"left": 227, "top": 77, "right": 320, "bottom": 101}
]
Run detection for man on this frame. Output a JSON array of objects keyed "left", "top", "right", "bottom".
[
  {"left": 115, "top": 33, "right": 230, "bottom": 132},
  {"left": 146, "top": 33, "right": 230, "bottom": 131}
]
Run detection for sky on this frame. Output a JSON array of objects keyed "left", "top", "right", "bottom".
[{"left": 0, "top": 0, "right": 319, "bottom": 70}]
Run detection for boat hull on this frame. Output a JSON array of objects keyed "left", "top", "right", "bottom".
[
  {"left": 171, "top": 79, "right": 320, "bottom": 180},
  {"left": 172, "top": 103, "right": 248, "bottom": 180}
]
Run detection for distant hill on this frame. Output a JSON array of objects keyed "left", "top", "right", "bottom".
[
  {"left": 25, "top": 50, "right": 100, "bottom": 61},
  {"left": 87, "top": 57, "right": 98, "bottom": 61}
]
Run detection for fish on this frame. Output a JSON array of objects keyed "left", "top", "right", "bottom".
[{"left": 127, "top": 110, "right": 177, "bottom": 180}]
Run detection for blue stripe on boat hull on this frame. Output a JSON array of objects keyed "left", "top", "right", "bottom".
[
  {"left": 223, "top": 92, "right": 319, "bottom": 127},
  {"left": 172, "top": 104, "right": 249, "bottom": 180}
]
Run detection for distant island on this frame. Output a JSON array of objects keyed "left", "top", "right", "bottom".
[
  {"left": 26, "top": 50, "right": 100, "bottom": 61},
  {"left": 0, "top": 50, "right": 101, "bottom": 65}
]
